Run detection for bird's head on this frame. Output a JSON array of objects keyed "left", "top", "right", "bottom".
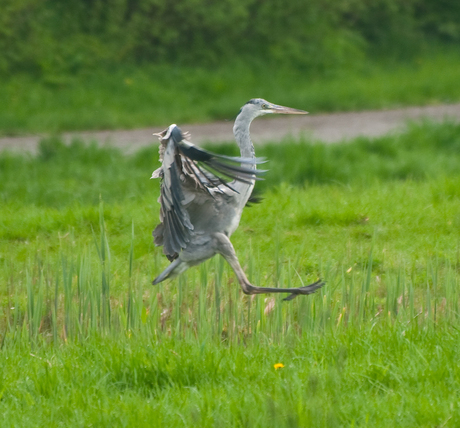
[{"left": 239, "top": 98, "right": 308, "bottom": 120}]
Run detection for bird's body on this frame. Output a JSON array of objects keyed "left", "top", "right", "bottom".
[{"left": 151, "top": 99, "right": 323, "bottom": 300}]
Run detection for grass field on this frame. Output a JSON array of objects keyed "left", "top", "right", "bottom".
[
  {"left": 1, "top": 121, "right": 460, "bottom": 426},
  {"left": 2, "top": 47, "right": 460, "bottom": 136}
]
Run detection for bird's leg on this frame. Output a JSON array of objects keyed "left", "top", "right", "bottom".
[
  {"left": 152, "top": 258, "right": 188, "bottom": 285},
  {"left": 213, "top": 233, "right": 324, "bottom": 301}
]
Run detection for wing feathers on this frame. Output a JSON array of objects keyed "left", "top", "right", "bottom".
[{"left": 152, "top": 124, "right": 266, "bottom": 259}]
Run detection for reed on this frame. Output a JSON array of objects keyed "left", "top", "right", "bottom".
[{"left": 3, "top": 212, "right": 458, "bottom": 349}]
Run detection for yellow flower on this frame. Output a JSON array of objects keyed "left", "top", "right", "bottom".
[{"left": 274, "top": 363, "right": 285, "bottom": 370}]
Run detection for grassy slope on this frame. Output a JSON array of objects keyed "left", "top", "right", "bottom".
[
  {"left": 1, "top": 48, "right": 460, "bottom": 135},
  {"left": 2, "top": 122, "right": 460, "bottom": 426}
]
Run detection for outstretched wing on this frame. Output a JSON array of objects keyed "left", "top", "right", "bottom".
[{"left": 152, "top": 124, "right": 265, "bottom": 260}]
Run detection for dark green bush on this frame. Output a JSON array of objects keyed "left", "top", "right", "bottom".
[{"left": 1, "top": 0, "right": 459, "bottom": 76}]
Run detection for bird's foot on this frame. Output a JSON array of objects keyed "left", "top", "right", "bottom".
[
  {"left": 240, "top": 279, "right": 324, "bottom": 300},
  {"left": 283, "top": 280, "right": 325, "bottom": 301}
]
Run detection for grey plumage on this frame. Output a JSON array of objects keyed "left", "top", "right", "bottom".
[{"left": 151, "top": 98, "right": 324, "bottom": 300}]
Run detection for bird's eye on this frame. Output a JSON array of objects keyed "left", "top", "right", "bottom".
[{"left": 262, "top": 103, "right": 269, "bottom": 109}]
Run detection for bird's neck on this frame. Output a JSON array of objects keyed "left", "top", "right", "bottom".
[
  {"left": 233, "top": 114, "right": 256, "bottom": 160},
  {"left": 231, "top": 112, "right": 256, "bottom": 205}
]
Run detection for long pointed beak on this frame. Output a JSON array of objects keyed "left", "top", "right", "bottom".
[{"left": 271, "top": 104, "right": 308, "bottom": 115}]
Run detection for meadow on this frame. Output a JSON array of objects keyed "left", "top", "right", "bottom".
[
  {"left": 1, "top": 120, "right": 460, "bottom": 426},
  {"left": 2, "top": 47, "right": 460, "bottom": 136}
]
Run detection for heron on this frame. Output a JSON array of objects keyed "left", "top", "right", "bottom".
[{"left": 151, "top": 98, "right": 324, "bottom": 301}]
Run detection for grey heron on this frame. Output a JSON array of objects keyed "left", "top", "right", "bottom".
[{"left": 151, "top": 98, "right": 324, "bottom": 301}]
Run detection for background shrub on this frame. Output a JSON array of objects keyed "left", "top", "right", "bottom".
[{"left": 1, "top": 0, "right": 459, "bottom": 77}]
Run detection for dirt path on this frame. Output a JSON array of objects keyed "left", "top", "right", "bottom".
[{"left": 2, "top": 103, "right": 460, "bottom": 153}]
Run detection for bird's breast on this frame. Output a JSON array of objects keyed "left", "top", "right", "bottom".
[{"left": 187, "top": 196, "right": 243, "bottom": 238}]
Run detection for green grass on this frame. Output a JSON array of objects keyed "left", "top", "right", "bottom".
[
  {"left": 2, "top": 122, "right": 460, "bottom": 426},
  {"left": 1, "top": 47, "right": 460, "bottom": 135}
]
